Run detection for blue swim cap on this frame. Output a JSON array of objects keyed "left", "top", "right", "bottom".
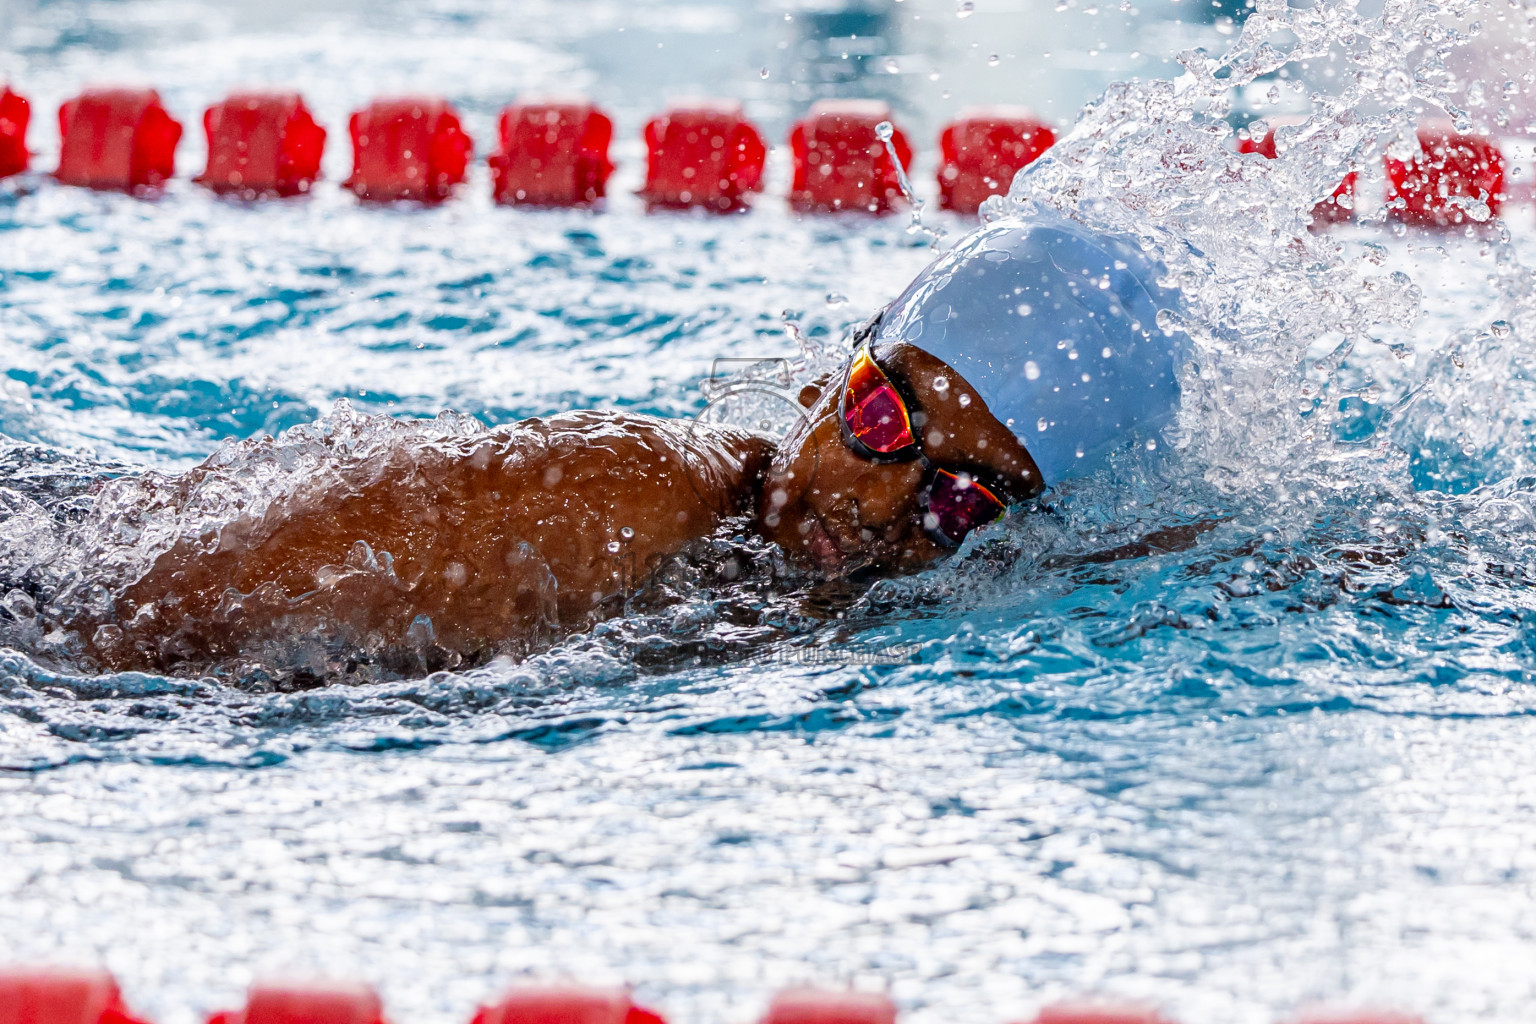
[{"left": 873, "top": 214, "right": 1185, "bottom": 487}]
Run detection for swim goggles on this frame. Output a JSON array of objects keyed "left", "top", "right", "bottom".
[{"left": 837, "top": 344, "right": 1008, "bottom": 548}]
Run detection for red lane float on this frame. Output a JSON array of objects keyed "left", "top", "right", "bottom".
[
  {"left": 639, "top": 100, "right": 766, "bottom": 212},
  {"left": 759, "top": 989, "right": 896, "bottom": 1024},
  {"left": 0, "top": 85, "right": 29, "bottom": 178},
  {"left": 1236, "top": 118, "right": 1357, "bottom": 224},
  {"left": 1385, "top": 123, "right": 1505, "bottom": 226},
  {"left": 938, "top": 105, "right": 1055, "bottom": 214},
  {"left": 488, "top": 99, "right": 614, "bottom": 207},
  {"left": 57, "top": 88, "right": 181, "bottom": 193},
  {"left": 206, "top": 981, "right": 386, "bottom": 1024},
  {"left": 198, "top": 91, "right": 326, "bottom": 198},
  {"left": 789, "top": 100, "right": 912, "bottom": 214},
  {"left": 0, "top": 968, "right": 152, "bottom": 1024},
  {"left": 1024, "top": 1005, "right": 1172, "bottom": 1024},
  {"left": 344, "top": 97, "right": 471, "bottom": 203},
  {"left": 470, "top": 986, "right": 664, "bottom": 1024}
]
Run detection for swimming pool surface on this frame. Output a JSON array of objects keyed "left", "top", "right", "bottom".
[{"left": 4, "top": 0, "right": 1536, "bottom": 1022}]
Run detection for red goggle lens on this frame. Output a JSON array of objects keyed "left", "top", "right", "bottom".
[
  {"left": 842, "top": 348, "right": 917, "bottom": 455},
  {"left": 925, "top": 469, "right": 1006, "bottom": 546}
]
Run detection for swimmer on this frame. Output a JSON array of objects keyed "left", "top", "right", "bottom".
[{"left": 81, "top": 212, "right": 1184, "bottom": 675}]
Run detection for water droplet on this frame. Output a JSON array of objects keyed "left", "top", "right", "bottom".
[
  {"left": 958, "top": 393, "right": 972, "bottom": 408},
  {"left": 760, "top": 67, "right": 770, "bottom": 79},
  {"left": 606, "top": 540, "right": 622, "bottom": 554},
  {"left": 1025, "top": 360, "right": 1041, "bottom": 380},
  {"left": 1016, "top": 303, "right": 1033, "bottom": 316},
  {"left": 620, "top": 526, "right": 635, "bottom": 540},
  {"left": 988, "top": 53, "right": 1001, "bottom": 66},
  {"left": 1145, "top": 438, "right": 1158, "bottom": 451},
  {"left": 933, "top": 376, "right": 950, "bottom": 393},
  {"left": 957, "top": 0, "right": 974, "bottom": 15},
  {"left": 1037, "top": 417, "right": 1050, "bottom": 432},
  {"left": 883, "top": 58, "right": 900, "bottom": 74},
  {"left": 826, "top": 292, "right": 848, "bottom": 307},
  {"left": 875, "top": 120, "right": 894, "bottom": 143},
  {"left": 1491, "top": 320, "right": 1512, "bottom": 338}
]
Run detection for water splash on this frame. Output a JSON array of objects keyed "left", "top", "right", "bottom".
[
  {"left": 984, "top": 0, "right": 1536, "bottom": 512},
  {"left": 876, "top": 119, "right": 948, "bottom": 249}
]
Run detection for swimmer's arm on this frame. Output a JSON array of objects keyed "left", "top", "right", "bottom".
[{"left": 1046, "top": 520, "right": 1223, "bottom": 568}]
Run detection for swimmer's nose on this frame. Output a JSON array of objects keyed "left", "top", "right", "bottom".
[{"left": 849, "top": 462, "right": 926, "bottom": 532}]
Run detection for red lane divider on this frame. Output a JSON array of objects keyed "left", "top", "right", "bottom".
[
  {"left": 12, "top": 77, "right": 1536, "bottom": 224},
  {"left": 938, "top": 105, "right": 1055, "bottom": 215},
  {"left": 470, "top": 986, "right": 664, "bottom": 1024},
  {"left": 759, "top": 989, "right": 896, "bottom": 1024},
  {"left": 488, "top": 99, "right": 614, "bottom": 207},
  {"left": 640, "top": 100, "right": 766, "bottom": 212},
  {"left": 1236, "top": 118, "right": 1356, "bottom": 225},
  {"left": 206, "top": 981, "right": 388, "bottom": 1024},
  {"left": 1385, "top": 122, "right": 1505, "bottom": 227},
  {"left": 0, "top": 85, "right": 29, "bottom": 179},
  {"left": 198, "top": 91, "right": 326, "bottom": 198},
  {"left": 789, "top": 99, "right": 912, "bottom": 215},
  {"left": 344, "top": 97, "right": 472, "bottom": 203},
  {"left": 56, "top": 87, "right": 181, "bottom": 193},
  {"left": 0, "top": 967, "right": 152, "bottom": 1024},
  {"left": 0, "top": 969, "right": 1442, "bottom": 1024}
]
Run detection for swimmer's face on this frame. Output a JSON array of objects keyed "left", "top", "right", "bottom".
[{"left": 760, "top": 342, "right": 1043, "bottom": 573}]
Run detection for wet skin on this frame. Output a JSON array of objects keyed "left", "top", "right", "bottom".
[{"left": 87, "top": 344, "right": 1040, "bottom": 673}]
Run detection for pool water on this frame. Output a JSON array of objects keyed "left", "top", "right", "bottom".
[{"left": 5, "top": 0, "right": 1536, "bottom": 1023}]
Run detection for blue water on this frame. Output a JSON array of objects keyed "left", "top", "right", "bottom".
[{"left": 6, "top": 1, "right": 1536, "bottom": 1023}]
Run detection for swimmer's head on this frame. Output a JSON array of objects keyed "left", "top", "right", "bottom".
[
  {"left": 759, "top": 339, "right": 1044, "bottom": 573},
  {"left": 759, "top": 213, "right": 1183, "bottom": 572}
]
